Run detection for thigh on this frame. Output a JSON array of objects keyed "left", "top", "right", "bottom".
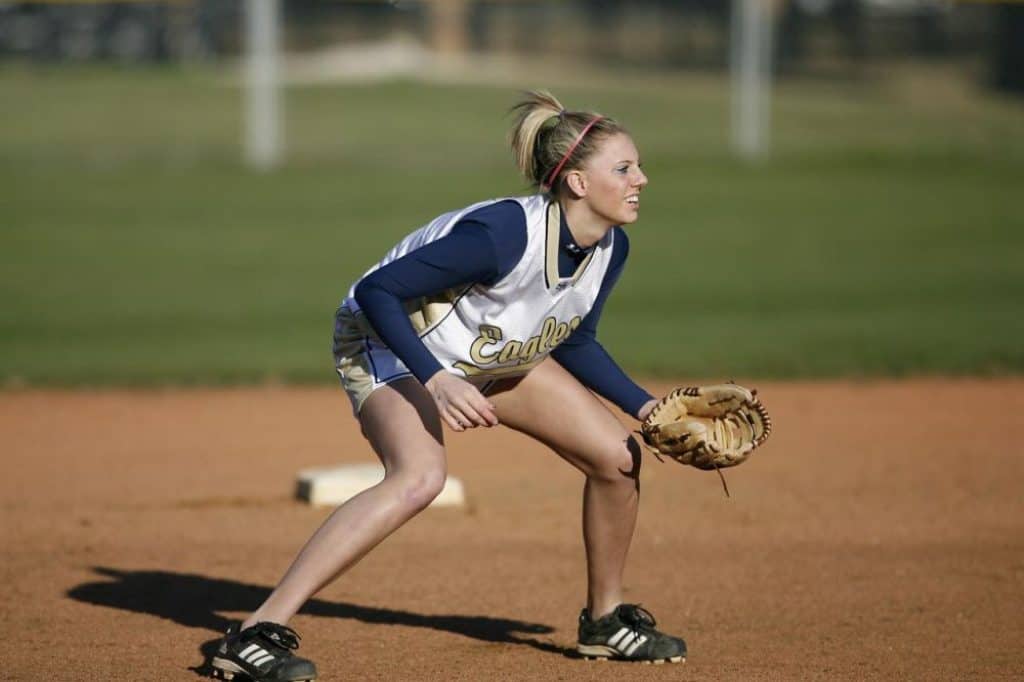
[
  {"left": 488, "top": 358, "right": 640, "bottom": 479},
  {"left": 358, "top": 377, "right": 447, "bottom": 476}
]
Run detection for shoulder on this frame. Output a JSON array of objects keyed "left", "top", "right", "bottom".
[
  {"left": 453, "top": 199, "right": 531, "bottom": 280},
  {"left": 457, "top": 199, "right": 528, "bottom": 249},
  {"left": 461, "top": 199, "right": 527, "bottom": 231}
]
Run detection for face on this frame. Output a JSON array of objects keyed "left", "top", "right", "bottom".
[{"left": 571, "top": 132, "right": 648, "bottom": 226}]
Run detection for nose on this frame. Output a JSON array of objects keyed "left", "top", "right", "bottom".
[{"left": 633, "top": 167, "right": 648, "bottom": 188}]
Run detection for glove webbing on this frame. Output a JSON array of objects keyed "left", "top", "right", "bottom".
[{"left": 636, "top": 429, "right": 733, "bottom": 498}]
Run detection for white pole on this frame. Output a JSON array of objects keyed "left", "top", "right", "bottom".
[
  {"left": 245, "top": 0, "right": 282, "bottom": 170},
  {"left": 731, "top": 0, "right": 774, "bottom": 160}
]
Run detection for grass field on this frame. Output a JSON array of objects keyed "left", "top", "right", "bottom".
[{"left": 2, "top": 62, "right": 1023, "bottom": 384}]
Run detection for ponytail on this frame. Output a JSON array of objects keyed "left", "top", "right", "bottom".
[{"left": 508, "top": 90, "right": 625, "bottom": 196}]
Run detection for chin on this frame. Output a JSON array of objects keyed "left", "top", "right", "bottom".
[{"left": 598, "top": 207, "right": 638, "bottom": 227}]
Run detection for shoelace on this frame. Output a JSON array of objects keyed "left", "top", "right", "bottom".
[
  {"left": 618, "top": 604, "right": 657, "bottom": 631},
  {"left": 254, "top": 622, "right": 301, "bottom": 651}
]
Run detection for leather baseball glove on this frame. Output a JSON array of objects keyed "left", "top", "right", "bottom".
[{"left": 639, "top": 384, "right": 772, "bottom": 475}]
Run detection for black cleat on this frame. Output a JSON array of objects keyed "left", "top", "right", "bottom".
[
  {"left": 577, "top": 604, "right": 686, "bottom": 664},
  {"left": 210, "top": 622, "right": 317, "bottom": 681}
]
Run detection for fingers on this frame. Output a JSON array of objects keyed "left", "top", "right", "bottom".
[
  {"left": 460, "top": 394, "right": 499, "bottom": 428},
  {"left": 426, "top": 371, "right": 499, "bottom": 431},
  {"left": 447, "top": 393, "right": 498, "bottom": 429},
  {"left": 439, "top": 409, "right": 466, "bottom": 433}
]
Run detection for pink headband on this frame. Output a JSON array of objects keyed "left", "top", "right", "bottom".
[{"left": 541, "top": 115, "right": 605, "bottom": 192}]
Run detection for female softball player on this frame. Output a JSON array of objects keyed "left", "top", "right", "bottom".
[{"left": 211, "top": 90, "right": 686, "bottom": 681}]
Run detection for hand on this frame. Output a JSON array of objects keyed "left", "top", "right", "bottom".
[
  {"left": 424, "top": 370, "right": 499, "bottom": 432},
  {"left": 636, "top": 398, "right": 658, "bottom": 422}
]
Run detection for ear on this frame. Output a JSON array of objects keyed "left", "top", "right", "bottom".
[{"left": 564, "top": 169, "right": 587, "bottom": 198}]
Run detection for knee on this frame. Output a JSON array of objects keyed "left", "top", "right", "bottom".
[
  {"left": 389, "top": 465, "right": 447, "bottom": 512},
  {"left": 588, "top": 434, "right": 643, "bottom": 483}
]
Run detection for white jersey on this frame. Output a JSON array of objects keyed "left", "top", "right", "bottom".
[{"left": 342, "top": 194, "right": 615, "bottom": 381}]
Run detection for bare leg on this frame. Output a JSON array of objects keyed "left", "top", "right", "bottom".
[
  {"left": 488, "top": 359, "right": 642, "bottom": 619},
  {"left": 243, "top": 379, "right": 446, "bottom": 628}
]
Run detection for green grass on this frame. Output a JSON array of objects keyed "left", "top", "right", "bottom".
[{"left": 2, "top": 63, "right": 1023, "bottom": 384}]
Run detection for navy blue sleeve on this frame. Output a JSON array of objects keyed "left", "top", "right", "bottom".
[
  {"left": 550, "top": 228, "right": 655, "bottom": 418},
  {"left": 457, "top": 200, "right": 526, "bottom": 285},
  {"left": 353, "top": 201, "right": 527, "bottom": 384}
]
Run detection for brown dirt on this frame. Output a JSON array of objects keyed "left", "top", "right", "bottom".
[{"left": 2, "top": 379, "right": 1023, "bottom": 681}]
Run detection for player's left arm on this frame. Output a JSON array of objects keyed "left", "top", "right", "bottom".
[{"left": 550, "top": 228, "right": 656, "bottom": 420}]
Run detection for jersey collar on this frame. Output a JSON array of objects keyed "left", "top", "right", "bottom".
[{"left": 544, "top": 201, "right": 597, "bottom": 291}]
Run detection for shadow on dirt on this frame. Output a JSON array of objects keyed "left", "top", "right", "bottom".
[{"left": 68, "top": 566, "right": 570, "bottom": 677}]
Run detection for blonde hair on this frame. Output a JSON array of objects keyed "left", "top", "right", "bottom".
[{"left": 508, "top": 90, "right": 626, "bottom": 195}]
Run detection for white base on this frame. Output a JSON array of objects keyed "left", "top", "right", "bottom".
[{"left": 295, "top": 463, "right": 466, "bottom": 508}]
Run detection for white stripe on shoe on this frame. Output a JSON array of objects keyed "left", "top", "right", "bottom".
[
  {"left": 243, "top": 646, "right": 273, "bottom": 664},
  {"left": 238, "top": 644, "right": 261, "bottom": 659},
  {"left": 250, "top": 653, "right": 276, "bottom": 667},
  {"left": 624, "top": 635, "right": 648, "bottom": 656},
  {"left": 607, "top": 627, "right": 630, "bottom": 647}
]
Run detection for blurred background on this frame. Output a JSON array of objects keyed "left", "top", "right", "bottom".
[{"left": 2, "top": 0, "right": 1022, "bottom": 385}]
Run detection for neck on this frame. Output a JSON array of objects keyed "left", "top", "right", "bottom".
[{"left": 560, "top": 196, "right": 612, "bottom": 248}]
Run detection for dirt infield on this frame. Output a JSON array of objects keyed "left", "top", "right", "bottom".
[{"left": 3, "top": 379, "right": 1023, "bottom": 681}]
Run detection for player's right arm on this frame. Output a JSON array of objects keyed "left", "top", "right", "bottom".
[{"left": 353, "top": 201, "right": 526, "bottom": 431}]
